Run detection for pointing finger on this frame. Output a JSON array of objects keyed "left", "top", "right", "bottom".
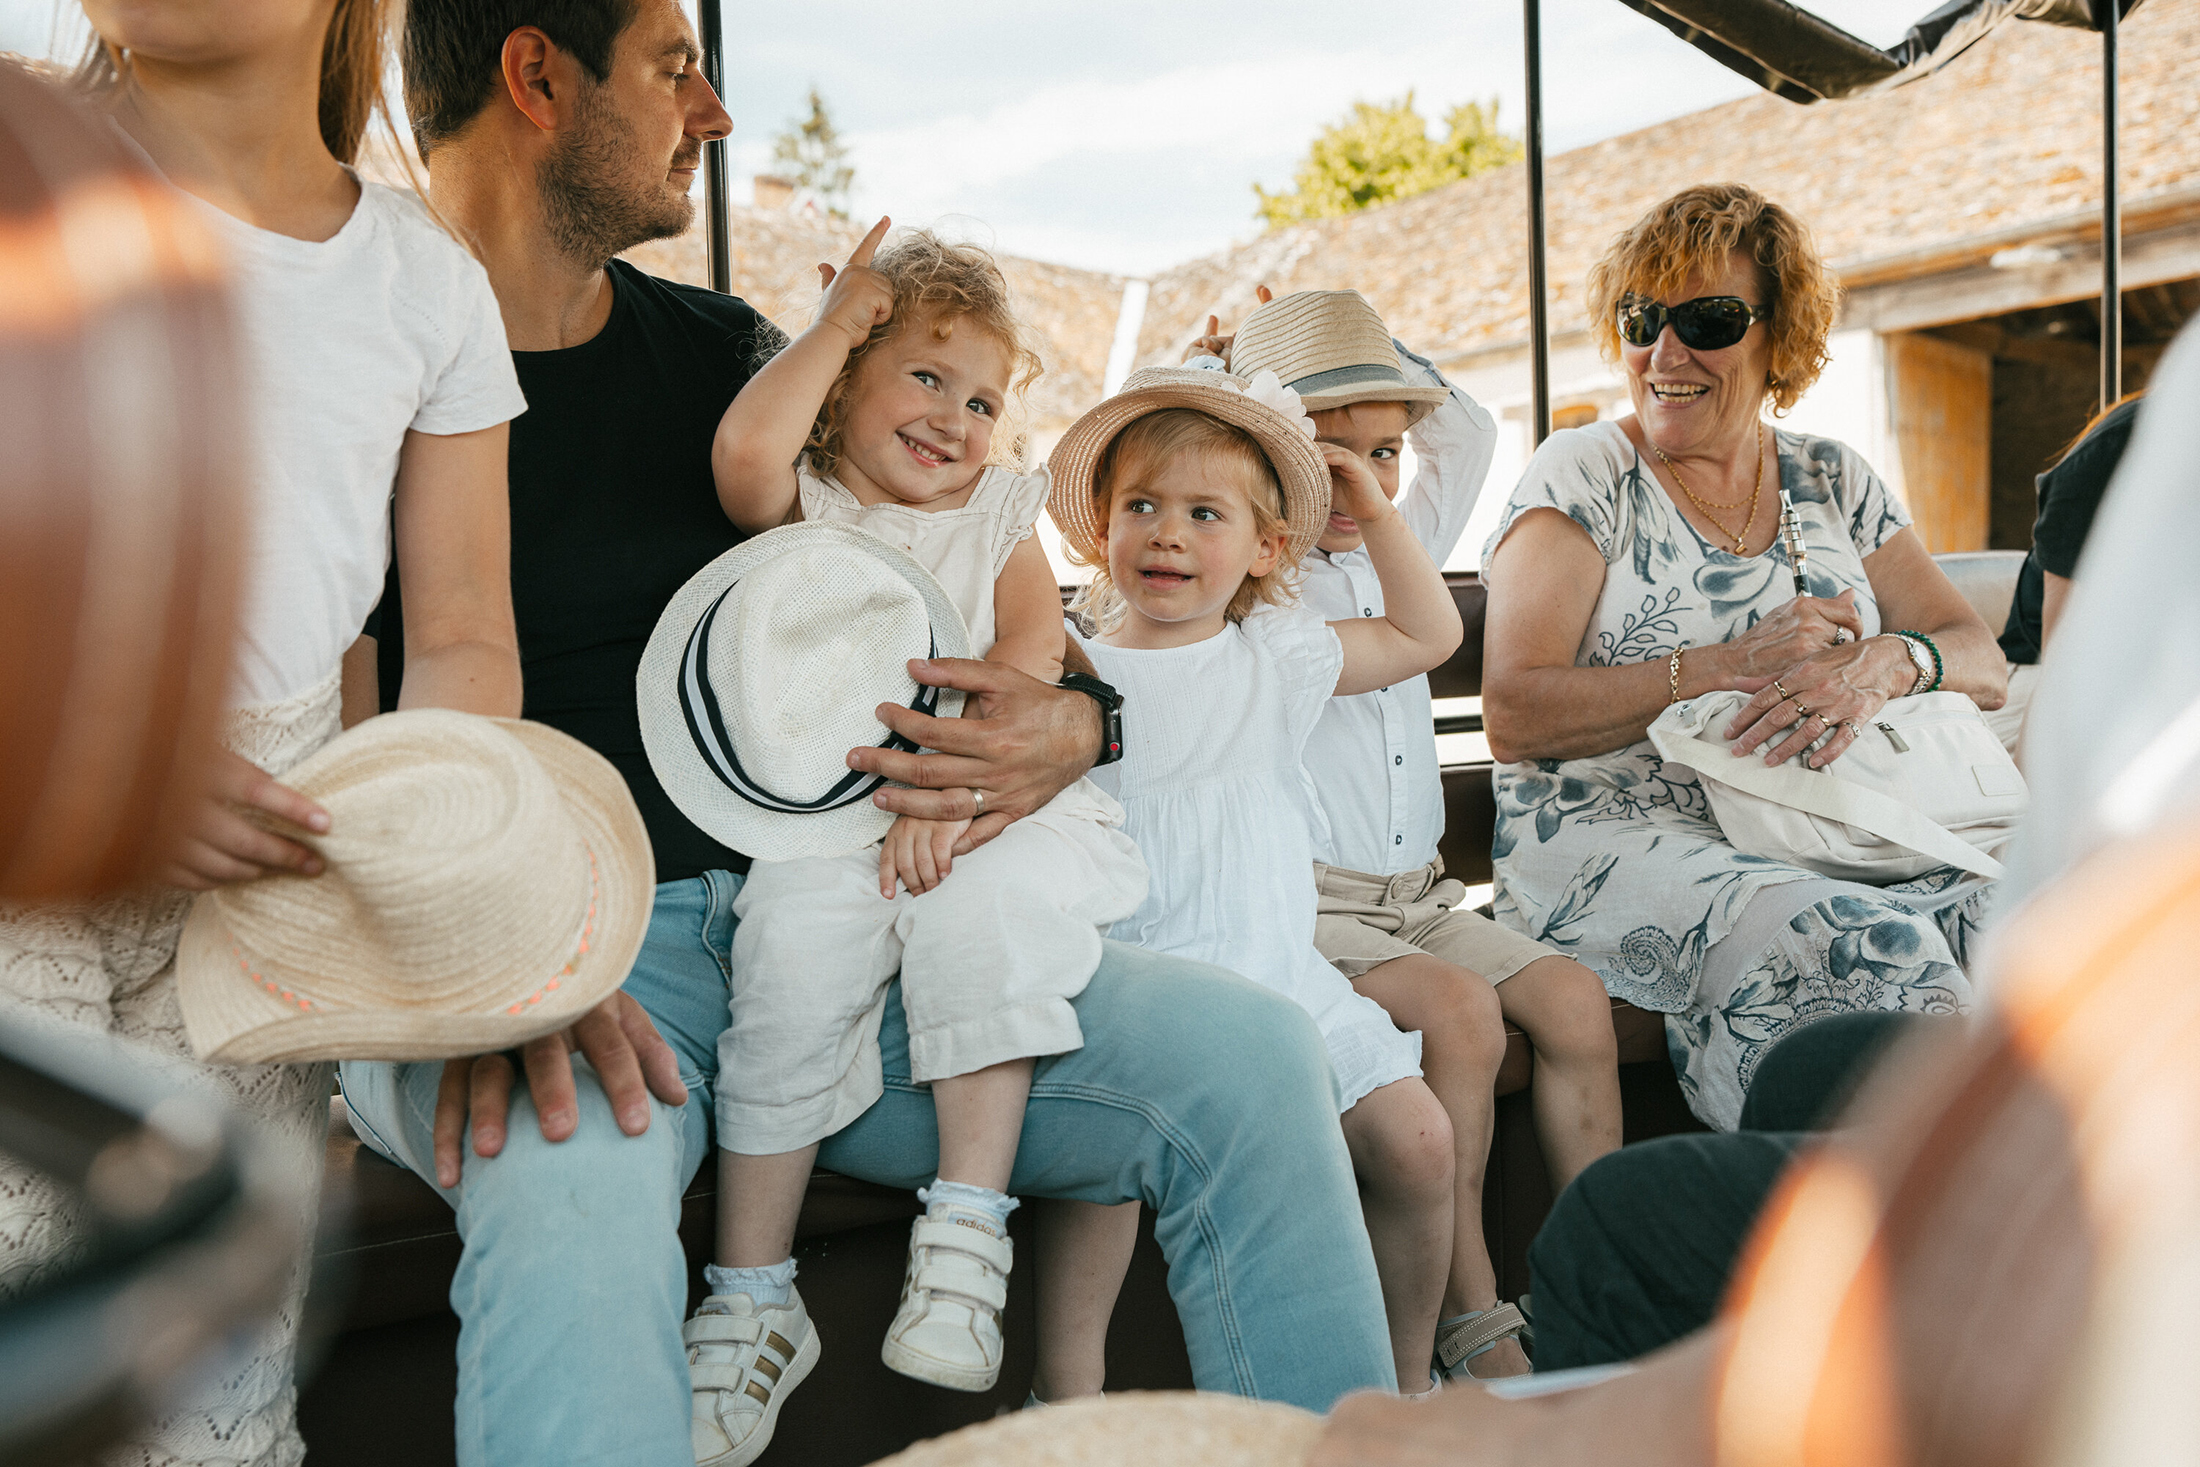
[{"left": 849, "top": 214, "right": 891, "bottom": 268}]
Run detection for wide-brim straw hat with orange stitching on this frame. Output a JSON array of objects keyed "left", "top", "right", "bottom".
[
  {"left": 1046, "top": 365, "right": 1332, "bottom": 568},
  {"left": 176, "top": 710, "right": 655, "bottom": 1064},
  {"left": 1227, "top": 289, "right": 1450, "bottom": 425},
  {"left": 870, "top": 1391, "right": 1322, "bottom": 1467}
]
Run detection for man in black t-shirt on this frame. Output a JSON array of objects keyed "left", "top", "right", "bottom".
[{"left": 342, "top": 4, "right": 1395, "bottom": 1460}]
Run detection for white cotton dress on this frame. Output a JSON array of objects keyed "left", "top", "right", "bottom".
[{"left": 1076, "top": 609, "right": 1423, "bottom": 1112}]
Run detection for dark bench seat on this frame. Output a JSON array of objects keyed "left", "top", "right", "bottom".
[{"left": 297, "top": 571, "right": 1699, "bottom": 1466}]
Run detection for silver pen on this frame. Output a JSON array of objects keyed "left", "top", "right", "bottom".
[{"left": 1777, "top": 487, "right": 1809, "bottom": 598}]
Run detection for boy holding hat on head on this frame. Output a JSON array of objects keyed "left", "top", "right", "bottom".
[{"left": 1204, "top": 289, "right": 1622, "bottom": 1380}]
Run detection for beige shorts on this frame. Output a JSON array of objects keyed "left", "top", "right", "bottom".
[{"left": 1312, "top": 858, "right": 1557, "bottom": 986}]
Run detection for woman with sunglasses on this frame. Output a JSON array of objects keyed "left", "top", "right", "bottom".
[{"left": 1477, "top": 183, "right": 2005, "bottom": 1130}]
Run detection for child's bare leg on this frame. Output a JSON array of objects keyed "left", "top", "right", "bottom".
[
  {"left": 1496, "top": 955, "right": 1622, "bottom": 1192},
  {"left": 1031, "top": 1199, "right": 1139, "bottom": 1401},
  {"left": 716, "top": 1143, "right": 821, "bottom": 1269},
  {"left": 931, "top": 1056, "right": 1036, "bottom": 1191},
  {"left": 1351, "top": 954, "right": 1529, "bottom": 1378},
  {"left": 1338, "top": 1075, "right": 1456, "bottom": 1391},
  {"left": 884, "top": 1057, "right": 1037, "bottom": 1391}
]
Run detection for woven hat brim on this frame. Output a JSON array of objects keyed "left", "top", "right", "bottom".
[
  {"left": 637, "top": 522, "right": 971, "bottom": 864},
  {"left": 1293, "top": 380, "right": 1450, "bottom": 425},
  {"left": 1045, "top": 379, "right": 1332, "bottom": 570},
  {"left": 176, "top": 718, "right": 656, "bottom": 1065}
]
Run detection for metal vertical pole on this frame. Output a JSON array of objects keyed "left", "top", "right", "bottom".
[
  {"left": 2099, "top": 0, "right": 2120, "bottom": 408},
  {"left": 1524, "top": 0, "right": 1551, "bottom": 446},
  {"left": 698, "top": 0, "right": 732, "bottom": 294}
]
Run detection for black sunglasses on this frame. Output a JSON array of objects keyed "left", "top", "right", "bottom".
[{"left": 1617, "top": 294, "right": 1770, "bottom": 351}]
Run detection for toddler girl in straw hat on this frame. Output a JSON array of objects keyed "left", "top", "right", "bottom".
[
  {"left": 1047, "top": 361, "right": 1470, "bottom": 1396},
  {"left": 1204, "top": 288, "right": 1625, "bottom": 1379},
  {"left": 690, "top": 219, "right": 1148, "bottom": 1462}
]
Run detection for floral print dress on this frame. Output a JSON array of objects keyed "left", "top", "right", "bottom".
[{"left": 1482, "top": 421, "right": 1986, "bottom": 1128}]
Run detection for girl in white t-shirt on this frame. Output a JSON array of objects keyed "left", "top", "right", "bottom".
[
  {"left": 1047, "top": 365, "right": 1471, "bottom": 1396},
  {"left": 0, "top": 4, "right": 524, "bottom": 1462}
]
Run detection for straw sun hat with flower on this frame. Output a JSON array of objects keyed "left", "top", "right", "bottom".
[
  {"left": 1045, "top": 364, "right": 1333, "bottom": 570},
  {"left": 175, "top": 710, "right": 655, "bottom": 1065}
]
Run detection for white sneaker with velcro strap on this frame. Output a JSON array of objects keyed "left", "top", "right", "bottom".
[
  {"left": 685, "top": 1288, "right": 820, "bottom": 1467},
  {"left": 879, "top": 1205, "right": 1013, "bottom": 1391}
]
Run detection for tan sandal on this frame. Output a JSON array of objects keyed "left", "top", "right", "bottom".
[{"left": 1434, "top": 1302, "right": 1530, "bottom": 1381}]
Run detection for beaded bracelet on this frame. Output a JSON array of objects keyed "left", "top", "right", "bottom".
[
  {"left": 1894, "top": 630, "right": 1943, "bottom": 695},
  {"left": 1668, "top": 645, "right": 1688, "bottom": 703}
]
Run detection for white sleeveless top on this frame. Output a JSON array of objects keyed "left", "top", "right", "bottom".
[{"left": 797, "top": 462, "right": 1050, "bottom": 656}]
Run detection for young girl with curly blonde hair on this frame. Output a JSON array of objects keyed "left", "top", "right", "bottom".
[{"left": 687, "top": 220, "right": 1147, "bottom": 1464}]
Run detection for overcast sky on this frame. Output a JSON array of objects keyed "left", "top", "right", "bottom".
[{"left": 1, "top": 0, "right": 1934, "bottom": 274}]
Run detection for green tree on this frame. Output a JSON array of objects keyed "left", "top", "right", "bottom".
[
  {"left": 1254, "top": 93, "right": 1524, "bottom": 229},
  {"left": 771, "top": 86, "right": 855, "bottom": 217}
]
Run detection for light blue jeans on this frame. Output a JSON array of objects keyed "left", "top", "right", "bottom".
[{"left": 340, "top": 870, "right": 1392, "bottom": 1467}]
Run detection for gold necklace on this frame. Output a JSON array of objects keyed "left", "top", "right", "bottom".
[{"left": 1651, "top": 421, "right": 1763, "bottom": 554}]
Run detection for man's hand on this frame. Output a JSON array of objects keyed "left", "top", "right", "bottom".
[
  {"left": 153, "top": 746, "right": 331, "bottom": 890},
  {"left": 879, "top": 811, "right": 973, "bottom": 897},
  {"left": 846, "top": 658, "right": 1100, "bottom": 856},
  {"left": 431, "top": 991, "right": 688, "bottom": 1189}
]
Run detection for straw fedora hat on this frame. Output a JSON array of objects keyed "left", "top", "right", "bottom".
[
  {"left": 637, "top": 521, "right": 971, "bottom": 864},
  {"left": 1227, "top": 290, "right": 1449, "bottom": 425},
  {"left": 1046, "top": 365, "right": 1331, "bottom": 569},
  {"left": 867, "top": 1391, "right": 1320, "bottom": 1467},
  {"left": 175, "top": 711, "right": 655, "bottom": 1064}
]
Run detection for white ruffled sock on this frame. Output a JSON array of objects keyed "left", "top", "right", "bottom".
[
  {"left": 918, "top": 1178, "right": 1018, "bottom": 1237},
  {"left": 702, "top": 1257, "right": 797, "bottom": 1309}
]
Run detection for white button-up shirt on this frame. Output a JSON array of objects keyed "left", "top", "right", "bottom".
[{"left": 1299, "top": 375, "right": 1498, "bottom": 876}]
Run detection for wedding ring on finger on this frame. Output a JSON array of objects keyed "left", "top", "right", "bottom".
[
  {"left": 1771, "top": 678, "right": 1792, "bottom": 701},
  {"left": 972, "top": 789, "right": 986, "bottom": 818}
]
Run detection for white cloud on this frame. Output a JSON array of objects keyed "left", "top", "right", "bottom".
[{"left": 3, "top": 0, "right": 1971, "bottom": 281}]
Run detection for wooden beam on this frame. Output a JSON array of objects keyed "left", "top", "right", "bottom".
[{"left": 1841, "top": 220, "right": 2200, "bottom": 336}]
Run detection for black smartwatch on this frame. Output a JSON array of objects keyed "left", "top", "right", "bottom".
[{"left": 1058, "top": 670, "right": 1125, "bottom": 767}]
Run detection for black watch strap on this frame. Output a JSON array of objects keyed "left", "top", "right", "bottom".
[{"left": 1058, "top": 671, "right": 1125, "bottom": 767}]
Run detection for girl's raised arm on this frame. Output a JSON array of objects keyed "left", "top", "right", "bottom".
[
  {"left": 1324, "top": 442, "right": 1464, "bottom": 697},
  {"left": 711, "top": 216, "right": 893, "bottom": 533},
  {"left": 985, "top": 534, "right": 1068, "bottom": 685}
]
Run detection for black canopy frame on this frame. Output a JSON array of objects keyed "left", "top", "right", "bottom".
[{"left": 692, "top": 0, "right": 2142, "bottom": 445}]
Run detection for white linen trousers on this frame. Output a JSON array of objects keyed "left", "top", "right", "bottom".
[{"left": 717, "top": 781, "right": 1146, "bottom": 1154}]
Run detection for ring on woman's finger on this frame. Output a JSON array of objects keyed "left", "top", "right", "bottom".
[
  {"left": 1771, "top": 678, "right": 1792, "bottom": 701},
  {"left": 971, "top": 789, "right": 986, "bottom": 817},
  {"left": 1793, "top": 703, "right": 1813, "bottom": 722},
  {"left": 1834, "top": 628, "right": 1855, "bottom": 645}
]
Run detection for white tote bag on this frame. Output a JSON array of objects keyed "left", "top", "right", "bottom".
[{"left": 1647, "top": 690, "right": 2028, "bottom": 884}]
